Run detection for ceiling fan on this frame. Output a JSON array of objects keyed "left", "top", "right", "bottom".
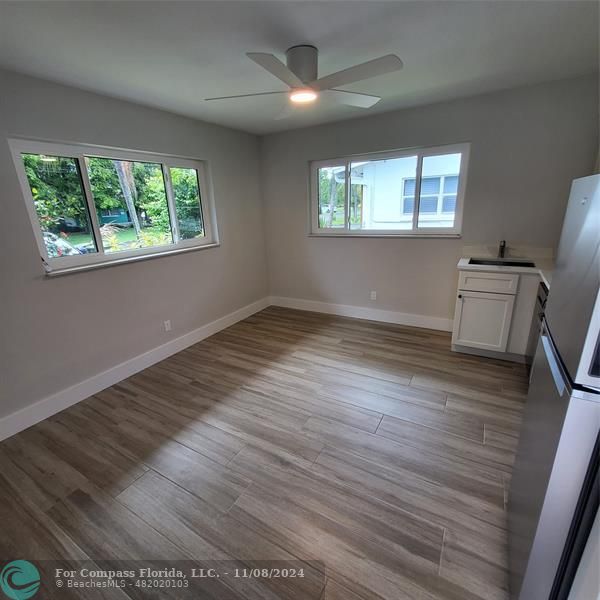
[{"left": 205, "top": 45, "right": 403, "bottom": 110}]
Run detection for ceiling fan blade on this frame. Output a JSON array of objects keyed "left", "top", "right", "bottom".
[
  {"left": 204, "top": 91, "right": 287, "bottom": 101},
  {"left": 326, "top": 89, "right": 381, "bottom": 108},
  {"left": 246, "top": 52, "right": 304, "bottom": 88},
  {"left": 309, "top": 54, "right": 403, "bottom": 91}
]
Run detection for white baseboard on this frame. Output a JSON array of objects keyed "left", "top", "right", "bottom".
[
  {"left": 0, "top": 294, "right": 451, "bottom": 441},
  {"left": 0, "top": 297, "right": 270, "bottom": 441},
  {"left": 268, "top": 296, "right": 453, "bottom": 332}
]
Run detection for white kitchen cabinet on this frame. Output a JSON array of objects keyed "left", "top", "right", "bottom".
[
  {"left": 452, "top": 260, "right": 545, "bottom": 361},
  {"left": 452, "top": 290, "right": 516, "bottom": 352}
]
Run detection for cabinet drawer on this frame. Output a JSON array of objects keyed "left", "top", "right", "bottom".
[{"left": 458, "top": 270, "right": 519, "bottom": 294}]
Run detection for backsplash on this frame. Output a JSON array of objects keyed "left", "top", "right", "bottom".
[{"left": 462, "top": 244, "right": 554, "bottom": 259}]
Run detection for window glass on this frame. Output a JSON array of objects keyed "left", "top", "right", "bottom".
[
  {"left": 419, "top": 196, "right": 439, "bottom": 213},
  {"left": 402, "top": 179, "right": 415, "bottom": 215},
  {"left": 443, "top": 175, "right": 458, "bottom": 194},
  {"left": 170, "top": 167, "right": 205, "bottom": 240},
  {"left": 421, "top": 177, "right": 440, "bottom": 195},
  {"left": 349, "top": 183, "right": 364, "bottom": 230},
  {"left": 14, "top": 140, "right": 215, "bottom": 271},
  {"left": 418, "top": 153, "right": 462, "bottom": 229},
  {"left": 442, "top": 195, "right": 457, "bottom": 213},
  {"left": 318, "top": 166, "right": 346, "bottom": 228},
  {"left": 86, "top": 157, "right": 173, "bottom": 253},
  {"left": 21, "top": 153, "right": 97, "bottom": 257},
  {"left": 350, "top": 155, "right": 417, "bottom": 230}
]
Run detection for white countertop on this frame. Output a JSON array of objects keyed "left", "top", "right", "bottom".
[{"left": 457, "top": 257, "right": 554, "bottom": 288}]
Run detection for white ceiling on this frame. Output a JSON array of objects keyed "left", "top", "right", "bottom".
[{"left": 0, "top": 1, "right": 597, "bottom": 135}]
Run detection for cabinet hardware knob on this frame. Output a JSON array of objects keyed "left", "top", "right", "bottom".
[{"left": 458, "top": 294, "right": 462, "bottom": 299}]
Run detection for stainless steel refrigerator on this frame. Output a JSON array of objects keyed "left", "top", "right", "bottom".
[{"left": 508, "top": 175, "right": 600, "bottom": 600}]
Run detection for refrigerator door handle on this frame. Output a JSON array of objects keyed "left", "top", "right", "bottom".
[{"left": 542, "top": 333, "right": 567, "bottom": 397}]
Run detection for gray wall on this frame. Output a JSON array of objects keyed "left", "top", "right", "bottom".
[
  {"left": 1, "top": 70, "right": 598, "bottom": 421},
  {"left": 0, "top": 69, "right": 268, "bottom": 419},
  {"left": 261, "top": 76, "right": 599, "bottom": 320}
]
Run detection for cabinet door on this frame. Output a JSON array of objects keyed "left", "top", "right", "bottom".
[{"left": 452, "top": 291, "right": 515, "bottom": 352}]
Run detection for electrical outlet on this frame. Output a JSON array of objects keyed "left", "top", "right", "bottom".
[
  {"left": 370, "top": 291, "right": 377, "bottom": 301},
  {"left": 164, "top": 320, "right": 172, "bottom": 332}
]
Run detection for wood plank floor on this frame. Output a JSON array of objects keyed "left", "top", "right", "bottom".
[{"left": 0, "top": 307, "right": 528, "bottom": 599}]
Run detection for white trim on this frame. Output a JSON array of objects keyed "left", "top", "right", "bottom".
[
  {"left": 268, "top": 295, "right": 453, "bottom": 332},
  {"left": 307, "top": 233, "right": 461, "bottom": 239},
  {"left": 309, "top": 142, "right": 470, "bottom": 237},
  {"left": 0, "top": 297, "right": 269, "bottom": 441},
  {"left": 78, "top": 151, "right": 105, "bottom": 255},
  {"left": 45, "top": 241, "right": 220, "bottom": 277},
  {"left": 0, "top": 295, "right": 453, "bottom": 441},
  {"left": 163, "top": 164, "right": 180, "bottom": 243},
  {"left": 411, "top": 154, "right": 423, "bottom": 231},
  {"left": 8, "top": 137, "right": 217, "bottom": 273}
]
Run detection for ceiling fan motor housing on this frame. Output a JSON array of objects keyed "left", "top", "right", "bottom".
[{"left": 286, "top": 45, "right": 318, "bottom": 84}]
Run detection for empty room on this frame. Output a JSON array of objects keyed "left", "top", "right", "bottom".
[{"left": 0, "top": 1, "right": 599, "bottom": 599}]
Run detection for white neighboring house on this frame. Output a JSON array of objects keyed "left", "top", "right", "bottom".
[{"left": 333, "top": 153, "right": 461, "bottom": 230}]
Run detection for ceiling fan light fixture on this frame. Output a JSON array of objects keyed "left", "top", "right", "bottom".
[
  {"left": 289, "top": 88, "right": 318, "bottom": 103},
  {"left": 207, "top": 49, "right": 402, "bottom": 117}
]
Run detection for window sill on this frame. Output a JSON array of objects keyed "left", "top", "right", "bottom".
[
  {"left": 44, "top": 242, "right": 220, "bottom": 277},
  {"left": 307, "top": 233, "right": 462, "bottom": 239}
]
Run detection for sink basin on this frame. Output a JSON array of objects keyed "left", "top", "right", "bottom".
[{"left": 469, "top": 258, "right": 536, "bottom": 268}]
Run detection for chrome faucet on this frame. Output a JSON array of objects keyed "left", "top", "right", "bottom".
[{"left": 498, "top": 240, "right": 506, "bottom": 258}]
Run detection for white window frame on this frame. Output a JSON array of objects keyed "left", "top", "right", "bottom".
[
  {"left": 309, "top": 142, "right": 470, "bottom": 237},
  {"left": 9, "top": 138, "right": 219, "bottom": 275}
]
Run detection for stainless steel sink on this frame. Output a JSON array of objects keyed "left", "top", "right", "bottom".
[{"left": 469, "top": 258, "right": 536, "bottom": 268}]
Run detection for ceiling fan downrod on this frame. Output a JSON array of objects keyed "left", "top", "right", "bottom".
[{"left": 286, "top": 45, "right": 318, "bottom": 84}]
